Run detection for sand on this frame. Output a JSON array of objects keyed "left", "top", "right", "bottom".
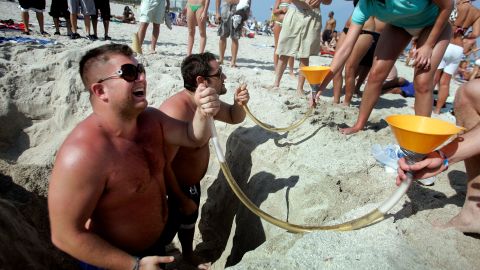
[{"left": 0, "top": 0, "right": 478, "bottom": 269}]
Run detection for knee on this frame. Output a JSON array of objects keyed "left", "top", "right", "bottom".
[
  {"left": 439, "top": 74, "right": 452, "bottom": 87},
  {"left": 413, "top": 78, "right": 432, "bottom": 95},
  {"left": 454, "top": 82, "right": 476, "bottom": 110},
  {"left": 367, "top": 68, "right": 387, "bottom": 85}
]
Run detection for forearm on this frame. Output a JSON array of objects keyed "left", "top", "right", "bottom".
[
  {"left": 52, "top": 230, "right": 135, "bottom": 270},
  {"left": 440, "top": 125, "right": 480, "bottom": 165},
  {"left": 229, "top": 103, "right": 246, "bottom": 124},
  {"left": 425, "top": 4, "right": 452, "bottom": 48},
  {"left": 189, "top": 107, "right": 211, "bottom": 145}
]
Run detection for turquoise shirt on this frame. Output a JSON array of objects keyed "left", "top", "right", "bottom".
[{"left": 352, "top": 0, "right": 440, "bottom": 29}]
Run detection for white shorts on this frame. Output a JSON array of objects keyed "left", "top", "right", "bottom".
[
  {"left": 139, "top": 0, "right": 166, "bottom": 24},
  {"left": 475, "top": 59, "right": 480, "bottom": 66},
  {"left": 438, "top": 44, "right": 464, "bottom": 75}
]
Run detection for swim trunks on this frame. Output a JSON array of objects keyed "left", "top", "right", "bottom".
[
  {"left": 139, "top": 0, "right": 166, "bottom": 24},
  {"left": 78, "top": 240, "right": 166, "bottom": 270},
  {"left": 49, "top": 0, "right": 70, "bottom": 18},
  {"left": 438, "top": 43, "right": 464, "bottom": 75},
  {"left": 322, "top": 29, "right": 332, "bottom": 43},
  {"left": 400, "top": 80, "right": 415, "bottom": 97},
  {"left": 91, "top": 0, "right": 111, "bottom": 21},
  {"left": 19, "top": 0, "right": 46, "bottom": 12},
  {"left": 352, "top": 0, "right": 439, "bottom": 29},
  {"left": 359, "top": 31, "right": 380, "bottom": 67},
  {"left": 188, "top": 4, "right": 202, "bottom": 12},
  {"left": 217, "top": 1, "right": 250, "bottom": 39},
  {"left": 277, "top": 7, "right": 322, "bottom": 58},
  {"left": 67, "top": 0, "right": 96, "bottom": 16},
  {"left": 159, "top": 183, "right": 201, "bottom": 245}
]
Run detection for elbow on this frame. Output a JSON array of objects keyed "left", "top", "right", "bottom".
[{"left": 51, "top": 230, "right": 68, "bottom": 252}]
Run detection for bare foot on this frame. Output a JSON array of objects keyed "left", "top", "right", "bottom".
[
  {"left": 230, "top": 63, "right": 238, "bottom": 68},
  {"left": 289, "top": 71, "right": 296, "bottom": 79},
  {"left": 296, "top": 90, "right": 306, "bottom": 96},
  {"left": 148, "top": 49, "right": 157, "bottom": 55},
  {"left": 439, "top": 210, "right": 480, "bottom": 234},
  {"left": 219, "top": 59, "right": 224, "bottom": 65},
  {"left": 339, "top": 125, "right": 362, "bottom": 135},
  {"left": 183, "top": 253, "right": 211, "bottom": 270},
  {"left": 263, "top": 84, "right": 279, "bottom": 91}
]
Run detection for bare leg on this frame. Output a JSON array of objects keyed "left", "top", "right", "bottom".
[
  {"left": 103, "top": 20, "right": 109, "bottom": 37},
  {"left": 84, "top": 14, "right": 91, "bottom": 35},
  {"left": 469, "top": 65, "right": 479, "bottom": 81},
  {"left": 186, "top": 6, "right": 196, "bottom": 55},
  {"left": 355, "top": 65, "right": 370, "bottom": 96},
  {"left": 219, "top": 37, "right": 227, "bottom": 64},
  {"left": 297, "top": 58, "right": 309, "bottom": 95},
  {"left": 151, "top": 23, "right": 160, "bottom": 52},
  {"left": 91, "top": 16, "right": 98, "bottom": 36},
  {"left": 273, "top": 23, "right": 281, "bottom": 69},
  {"left": 137, "top": 22, "right": 149, "bottom": 47},
  {"left": 412, "top": 24, "right": 451, "bottom": 117},
  {"left": 288, "top": 57, "right": 295, "bottom": 78},
  {"left": 70, "top": 13, "right": 78, "bottom": 33},
  {"left": 197, "top": 8, "right": 207, "bottom": 53},
  {"left": 344, "top": 33, "right": 372, "bottom": 106},
  {"left": 333, "top": 30, "right": 347, "bottom": 104},
  {"left": 21, "top": 11, "right": 29, "bottom": 32},
  {"left": 35, "top": 12, "right": 45, "bottom": 33},
  {"left": 448, "top": 80, "right": 480, "bottom": 234},
  {"left": 53, "top": 18, "right": 60, "bottom": 33},
  {"left": 274, "top": 55, "right": 289, "bottom": 87},
  {"left": 340, "top": 24, "right": 411, "bottom": 135},
  {"left": 230, "top": 38, "right": 239, "bottom": 67},
  {"left": 434, "top": 72, "right": 452, "bottom": 114}
]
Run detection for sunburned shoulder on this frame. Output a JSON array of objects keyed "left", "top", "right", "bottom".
[{"left": 159, "top": 91, "right": 196, "bottom": 120}]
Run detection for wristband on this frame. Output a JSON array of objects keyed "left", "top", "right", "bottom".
[
  {"left": 132, "top": 257, "right": 141, "bottom": 270},
  {"left": 435, "top": 150, "right": 449, "bottom": 170}
]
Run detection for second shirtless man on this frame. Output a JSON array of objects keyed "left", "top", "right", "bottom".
[{"left": 159, "top": 52, "right": 249, "bottom": 268}]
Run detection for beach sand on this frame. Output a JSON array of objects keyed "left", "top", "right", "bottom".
[{"left": 0, "top": 0, "right": 478, "bottom": 269}]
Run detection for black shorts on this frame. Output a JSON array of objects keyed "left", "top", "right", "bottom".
[
  {"left": 19, "top": 0, "right": 46, "bottom": 11},
  {"left": 359, "top": 31, "right": 380, "bottom": 67},
  {"left": 322, "top": 29, "right": 332, "bottom": 43},
  {"left": 49, "top": 0, "right": 70, "bottom": 18},
  {"left": 159, "top": 183, "right": 201, "bottom": 245},
  {"left": 91, "top": 0, "right": 111, "bottom": 20}
]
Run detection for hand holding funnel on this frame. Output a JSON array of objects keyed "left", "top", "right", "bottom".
[
  {"left": 386, "top": 114, "right": 464, "bottom": 184},
  {"left": 300, "top": 66, "right": 330, "bottom": 106}
]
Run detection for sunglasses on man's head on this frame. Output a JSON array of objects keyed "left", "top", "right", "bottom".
[
  {"left": 97, "top": 63, "right": 145, "bottom": 83},
  {"left": 203, "top": 67, "right": 223, "bottom": 79}
]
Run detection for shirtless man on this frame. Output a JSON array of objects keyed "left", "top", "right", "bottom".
[
  {"left": 397, "top": 79, "right": 480, "bottom": 234},
  {"left": 48, "top": 44, "right": 220, "bottom": 270},
  {"left": 322, "top": 11, "right": 336, "bottom": 46},
  {"left": 434, "top": 0, "right": 480, "bottom": 114},
  {"left": 215, "top": 0, "right": 250, "bottom": 67},
  {"left": 159, "top": 52, "right": 249, "bottom": 268}
]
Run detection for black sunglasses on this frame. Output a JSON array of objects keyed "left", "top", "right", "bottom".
[
  {"left": 203, "top": 67, "right": 223, "bottom": 79},
  {"left": 97, "top": 63, "right": 145, "bottom": 83}
]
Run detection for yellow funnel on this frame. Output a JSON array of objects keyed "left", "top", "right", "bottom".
[
  {"left": 386, "top": 115, "right": 464, "bottom": 154},
  {"left": 132, "top": 33, "right": 143, "bottom": 55},
  {"left": 300, "top": 66, "right": 331, "bottom": 84}
]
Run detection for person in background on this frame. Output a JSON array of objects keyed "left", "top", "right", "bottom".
[
  {"left": 91, "top": 0, "right": 112, "bottom": 40},
  {"left": 272, "top": 0, "right": 295, "bottom": 79},
  {"left": 49, "top": 0, "right": 72, "bottom": 36},
  {"left": 67, "top": 0, "right": 96, "bottom": 39},
  {"left": 186, "top": 0, "right": 210, "bottom": 55},
  {"left": 137, "top": 0, "right": 170, "bottom": 53},
  {"left": 19, "top": 0, "right": 48, "bottom": 35}
]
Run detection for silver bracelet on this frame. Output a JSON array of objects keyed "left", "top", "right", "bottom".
[{"left": 132, "top": 257, "right": 141, "bottom": 270}]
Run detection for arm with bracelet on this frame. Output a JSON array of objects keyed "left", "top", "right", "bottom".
[{"left": 396, "top": 124, "right": 480, "bottom": 185}]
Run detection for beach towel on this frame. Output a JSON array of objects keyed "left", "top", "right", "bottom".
[
  {"left": 0, "top": 36, "right": 56, "bottom": 45},
  {"left": 0, "top": 19, "right": 25, "bottom": 31}
]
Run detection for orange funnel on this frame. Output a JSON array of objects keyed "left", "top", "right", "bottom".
[
  {"left": 386, "top": 115, "right": 464, "bottom": 154},
  {"left": 300, "top": 66, "right": 331, "bottom": 85}
]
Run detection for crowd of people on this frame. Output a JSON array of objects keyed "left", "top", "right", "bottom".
[{"left": 12, "top": 0, "right": 478, "bottom": 269}]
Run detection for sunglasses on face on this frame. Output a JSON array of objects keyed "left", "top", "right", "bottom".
[
  {"left": 97, "top": 63, "right": 145, "bottom": 83},
  {"left": 203, "top": 67, "right": 223, "bottom": 79}
]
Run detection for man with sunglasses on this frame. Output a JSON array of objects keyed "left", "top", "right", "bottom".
[
  {"left": 159, "top": 52, "right": 249, "bottom": 268},
  {"left": 48, "top": 44, "right": 220, "bottom": 270}
]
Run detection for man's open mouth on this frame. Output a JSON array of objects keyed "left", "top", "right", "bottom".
[{"left": 133, "top": 88, "right": 145, "bottom": 97}]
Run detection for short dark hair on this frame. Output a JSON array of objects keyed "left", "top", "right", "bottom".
[
  {"left": 181, "top": 52, "right": 217, "bottom": 91},
  {"left": 79, "top": 44, "right": 134, "bottom": 87}
]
